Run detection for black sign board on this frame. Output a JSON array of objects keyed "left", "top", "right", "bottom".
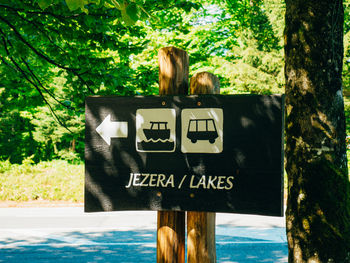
[{"left": 85, "top": 95, "right": 285, "bottom": 216}]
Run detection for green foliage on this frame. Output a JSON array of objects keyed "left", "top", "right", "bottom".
[
  {"left": 344, "top": 1, "right": 350, "bottom": 169},
  {"left": 344, "top": 1, "right": 350, "bottom": 98},
  {"left": 0, "top": 0, "right": 165, "bottom": 162},
  {"left": 225, "top": 0, "right": 281, "bottom": 51},
  {"left": 56, "top": 149, "right": 81, "bottom": 163},
  {"left": 65, "top": 0, "right": 88, "bottom": 12},
  {"left": 0, "top": 159, "right": 84, "bottom": 201},
  {"left": 345, "top": 97, "right": 350, "bottom": 134},
  {"left": 0, "top": 0, "right": 348, "bottom": 165},
  {"left": 0, "top": 159, "right": 12, "bottom": 174}
]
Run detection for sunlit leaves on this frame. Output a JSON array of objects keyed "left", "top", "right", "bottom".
[
  {"left": 36, "top": 0, "right": 144, "bottom": 25},
  {"left": 36, "top": 0, "right": 96, "bottom": 13},
  {"left": 5, "top": 0, "right": 349, "bottom": 165},
  {"left": 37, "top": 0, "right": 53, "bottom": 10},
  {"left": 120, "top": 2, "right": 140, "bottom": 26},
  {"left": 65, "top": 0, "right": 87, "bottom": 12}
]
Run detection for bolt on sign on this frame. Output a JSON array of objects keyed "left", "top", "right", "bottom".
[{"left": 85, "top": 94, "right": 285, "bottom": 216}]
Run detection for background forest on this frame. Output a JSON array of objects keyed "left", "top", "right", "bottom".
[{"left": 0, "top": 0, "right": 349, "bottom": 201}]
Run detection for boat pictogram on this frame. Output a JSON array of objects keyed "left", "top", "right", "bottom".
[
  {"left": 143, "top": 121, "right": 170, "bottom": 141},
  {"left": 138, "top": 121, "right": 174, "bottom": 151}
]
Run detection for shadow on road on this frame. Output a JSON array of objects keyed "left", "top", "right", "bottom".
[{"left": 0, "top": 227, "right": 287, "bottom": 263}]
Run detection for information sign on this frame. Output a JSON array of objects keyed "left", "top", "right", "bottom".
[{"left": 85, "top": 95, "right": 284, "bottom": 216}]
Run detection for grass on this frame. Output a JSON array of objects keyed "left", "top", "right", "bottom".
[
  {"left": 1, "top": 155, "right": 349, "bottom": 203},
  {"left": 0, "top": 159, "right": 83, "bottom": 202}
]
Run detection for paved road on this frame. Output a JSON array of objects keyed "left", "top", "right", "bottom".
[{"left": 0, "top": 208, "right": 287, "bottom": 262}]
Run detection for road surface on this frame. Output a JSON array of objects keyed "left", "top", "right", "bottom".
[{"left": 0, "top": 207, "right": 287, "bottom": 262}]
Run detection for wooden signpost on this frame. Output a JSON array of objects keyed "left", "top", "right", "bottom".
[
  {"left": 157, "top": 47, "right": 187, "bottom": 263},
  {"left": 84, "top": 47, "right": 285, "bottom": 263},
  {"left": 187, "top": 72, "right": 219, "bottom": 263}
]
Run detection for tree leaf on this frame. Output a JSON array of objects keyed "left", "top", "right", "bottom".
[
  {"left": 125, "top": 2, "right": 139, "bottom": 23},
  {"left": 110, "top": 0, "right": 125, "bottom": 10},
  {"left": 37, "top": 0, "right": 53, "bottom": 10},
  {"left": 121, "top": 8, "right": 135, "bottom": 26},
  {"left": 65, "top": 0, "right": 85, "bottom": 11}
]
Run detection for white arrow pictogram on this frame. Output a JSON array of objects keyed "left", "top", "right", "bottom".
[{"left": 96, "top": 114, "right": 128, "bottom": 146}]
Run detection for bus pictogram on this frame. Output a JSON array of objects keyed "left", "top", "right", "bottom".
[{"left": 187, "top": 118, "right": 218, "bottom": 144}]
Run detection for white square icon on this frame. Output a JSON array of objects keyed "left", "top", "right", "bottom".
[
  {"left": 181, "top": 108, "right": 223, "bottom": 153},
  {"left": 136, "top": 109, "right": 176, "bottom": 152}
]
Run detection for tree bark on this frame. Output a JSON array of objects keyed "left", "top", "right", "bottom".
[
  {"left": 187, "top": 72, "right": 219, "bottom": 263},
  {"left": 285, "top": 1, "right": 350, "bottom": 262},
  {"left": 157, "top": 46, "right": 188, "bottom": 263}
]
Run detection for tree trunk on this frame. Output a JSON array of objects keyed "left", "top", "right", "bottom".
[
  {"left": 71, "top": 138, "right": 76, "bottom": 152},
  {"left": 285, "top": 1, "right": 350, "bottom": 262}
]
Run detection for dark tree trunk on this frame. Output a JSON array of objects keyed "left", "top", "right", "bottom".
[{"left": 285, "top": 0, "right": 350, "bottom": 262}]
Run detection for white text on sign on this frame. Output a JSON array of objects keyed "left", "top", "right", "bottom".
[{"left": 125, "top": 173, "right": 234, "bottom": 190}]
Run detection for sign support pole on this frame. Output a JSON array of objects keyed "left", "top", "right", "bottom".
[
  {"left": 157, "top": 46, "right": 188, "bottom": 263},
  {"left": 187, "top": 72, "right": 219, "bottom": 263}
]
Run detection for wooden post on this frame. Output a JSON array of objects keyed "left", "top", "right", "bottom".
[
  {"left": 159, "top": 47, "right": 189, "bottom": 95},
  {"left": 189, "top": 72, "right": 220, "bottom": 95},
  {"left": 157, "top": 46, "right": 188, "bottom": 263},
  {"left": 187, "top": 72, "right": 219, "bottom": 263}
]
